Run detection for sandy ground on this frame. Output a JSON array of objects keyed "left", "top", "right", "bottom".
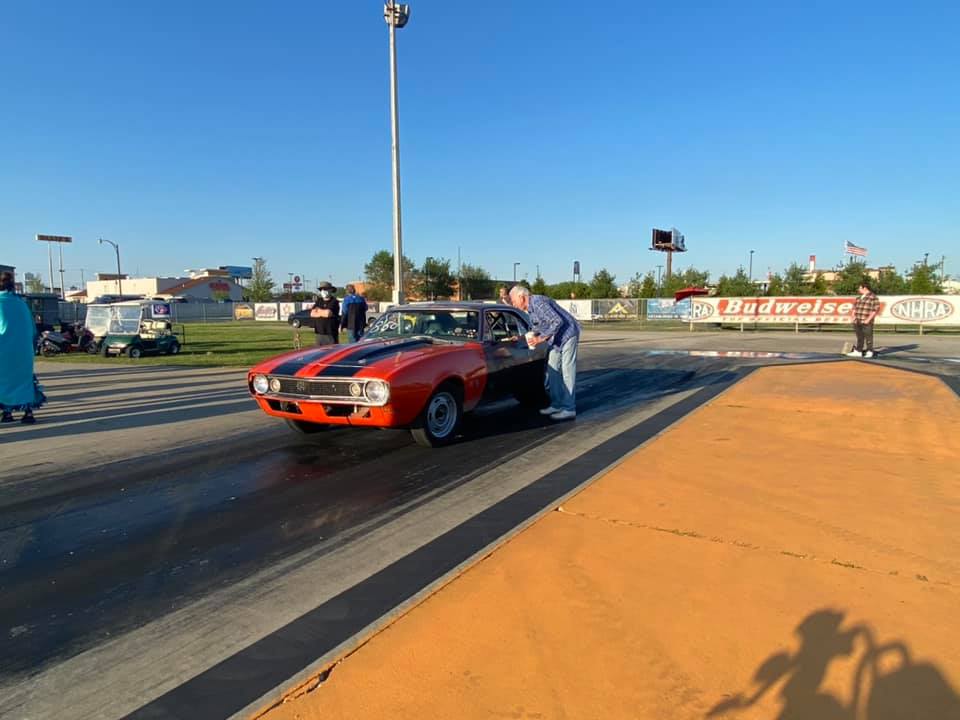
[{"left": 258, "top": 362, "right": 960, "bottom": 720}]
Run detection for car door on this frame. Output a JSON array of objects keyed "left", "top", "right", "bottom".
[{"left": 481, "top": 310, "right": 539, "bottom": 398}]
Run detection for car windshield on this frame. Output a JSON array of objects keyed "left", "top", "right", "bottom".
[{"left": 365, "top": 309, "right": 480, "bottom": 341}]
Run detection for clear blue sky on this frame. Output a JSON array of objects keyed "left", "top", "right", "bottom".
[{"left": 2, "top": 0, "right": 957, "bottom": 290}]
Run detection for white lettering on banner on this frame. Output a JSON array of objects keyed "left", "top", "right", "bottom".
[{"left": 690, "top": 295, "right": 958, "bottom": 326}]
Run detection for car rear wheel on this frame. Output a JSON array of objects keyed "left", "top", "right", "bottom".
[
  {"left": 291, "top": 319, "right": 302, "bottom": 328},
  {"left": 411, "top": 384, "right": 462, "bottom": 448},
  {"left": 168, "top": 341, "right": 181, "bottom": 355},
  {"left": 284, "top": 418, "right": 328, "bottom": 435},
  {"left": 127, "top": 345, "right": 143, "bottom": 359}
]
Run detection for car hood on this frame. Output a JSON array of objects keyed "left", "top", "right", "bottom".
[{"left": 253, "top": 336, "right": 467, "bottom": 378}]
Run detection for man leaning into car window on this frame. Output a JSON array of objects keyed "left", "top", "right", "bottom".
[{"left": 508, "top": 286, "right": 579, "bottom": 421}]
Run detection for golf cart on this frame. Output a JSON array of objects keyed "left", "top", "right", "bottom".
[{"left": 85, "top": 301, "right": 184, "bottom": 358}]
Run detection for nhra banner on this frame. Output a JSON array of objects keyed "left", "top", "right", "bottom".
[{"left": 690, "top": 296, "right": 959, "bottom": 326}]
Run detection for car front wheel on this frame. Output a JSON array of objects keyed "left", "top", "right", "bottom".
[
  {"left": 127, "top": 345, "right": 143, "bottom": 359},
  {"left": 168, "top": 341, "right": 181, "bottom": 355},
  {"left": 291, "top": 319, "right": 301, "bottom": 328},
  {"left": 411, "top": 385, "right": 462, "bottom": 448}
]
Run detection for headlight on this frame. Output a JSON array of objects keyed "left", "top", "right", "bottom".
[
  {"left": 364, "top": 380, "right": 390, "bottom": 405},
  {"left": 252, "top": 374, "right": 269, "bottom": 394},
  {"left": 269, "top": 377, "right": 282, "bottom": 393},
  {"left": 349, "top": 382, "right": 363, "bottom": 398}
]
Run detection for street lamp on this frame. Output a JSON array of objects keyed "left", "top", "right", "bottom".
[
  {"left": 385, "top": 2, "right": 410, "bottom": 306},
  {"left": 98, "top": 238, "right": 122, "bottom": 299},
  {"left": 424, "top": 256, "right": 434, "bottom": 300},
  {"left": 513, "top": 262, "right": 520, "bottom": 283},
  {"left": 656, "top": 264, "right": 663, "bottom": 295},
  {"left": 749, "top": 250, "right": 755, "bottom": 282}
]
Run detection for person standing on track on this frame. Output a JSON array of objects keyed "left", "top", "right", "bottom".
[
  {"left": 309, "top": 282, "right": 340, "bottom": 346},
  {"left": 0, "top": 271, "right": 45, "bottom": 424},
  {"left": 509, "top": 285, "right": 579, "bottom": 421},
  {"left": 340, "top": 284, "right": 368, "bottom": 342},
  {"left": 847, "top": 281, "right": 880, "bottom": 359}
]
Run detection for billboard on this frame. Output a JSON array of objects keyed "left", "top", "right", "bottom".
[
  {"left": 651, "top": 228, "right": 685, "bottom": 252},
  {"left": 690, "top": 296, "right": 959, "bottom": 326},
  {"left": 234, "top": 303, "right": 254, "bottom": 320},
  {"left": 219, "top": 265, "right": 253, "bottom": 280},
  {"left": 647, "top": 298, "right": 692, "bottom": 321}
]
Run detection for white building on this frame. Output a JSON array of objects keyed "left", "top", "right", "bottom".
[{"left": 85, "top": 271, "right": 244, "bottom": 302}]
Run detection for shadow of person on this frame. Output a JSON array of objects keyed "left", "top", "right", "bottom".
[{"left": 707, "top": 609, "right": 960, "bottom": 720}]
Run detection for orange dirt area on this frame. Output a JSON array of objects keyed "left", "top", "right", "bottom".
[{"left": 258, "top": 362, "right": 960, "bottom": 720}]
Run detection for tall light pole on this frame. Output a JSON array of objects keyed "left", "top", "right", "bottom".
[
  {"left": 98, "top": 238, "right": 122, "bottom": 299},
  {"left": 749, "top": 249, "right": 755, "bottom": 282},
  {"left": 385, "top": 2, "right": 410, "bottom": 306},
  {"left": 656, "top": 264, "right": 663, "bottom": 295},
  {"left": 513, "top": 262, "right": 520, "bottom": 283}
]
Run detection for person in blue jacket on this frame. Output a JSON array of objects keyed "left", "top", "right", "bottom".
[
  {"left": 0, "top": 272, "right": 46, "bottom": 424},
  {"left": 340, "top": 284, "right": 368, "bottom": 342}
]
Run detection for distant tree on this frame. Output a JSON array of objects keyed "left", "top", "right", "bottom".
[
  {"left": 589, "top": 268, "right": 619, "bottom": 298},
  {"left": 364, "top": 284, "right": 391, "bottom": 302},
  {"left": 627, "top": 272, "right": 657, "bottom": 298},
  {"left": 833, "top": 261, "right": 870, "bottom": 294},
  {"left": 766, "top": 273, "right": 786, "bottom": 296},
  {"left": 459, "top": 263, "right": 494, "bottom": 300},
  {"left": 546, "top": 281, "right": 590, "bottom": 299},
  {"left": 715, "top": 268, "right": 758, "bottom": 296},
  {"left": 809, "top": 273, "right": 828, "bottom": 295},
  {"left": 639, "top": 272, "right": 658, "bottom": 298},
  {"left": 364, "top": 249, "right": 416, "bottom": 292},
  {"left": 876, "top": 267, "right": 909, "bottom": 295},
  {"left": 531, "top": 275, "right": 549, "bottom": 296},
  {"left": 415, "top": 257, "right": 455, "bottom": 300},
  {"left": 661, "top": 267, "right": 710, "bottom": 297},
  {"left": 25, "top": 273, "right": 46, "bottom": 294},
  {"left": 908, "top": 263, "right": 943, "bottom": 294},
  {"left": 781, "top": 263, "right": 818, "bottom": 295},
  {"left": 248, "top": 258, "right": 275, "bottom": 302}
]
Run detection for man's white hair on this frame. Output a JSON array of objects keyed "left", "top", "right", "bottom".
[{"left": 509, "top": 285, "right": 530, "bottom": 298}]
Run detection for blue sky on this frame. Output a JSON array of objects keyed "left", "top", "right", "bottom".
[{"left": 1, "top": 0, "right": 957, "bottom": 290}]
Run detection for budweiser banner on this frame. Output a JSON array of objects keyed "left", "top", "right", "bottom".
[{"left": 690, "top": 296, "right": 958, "bottom": 326}]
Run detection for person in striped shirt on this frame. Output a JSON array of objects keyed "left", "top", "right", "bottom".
[
  {"left": 847, "top": 281, "right": 880, "bottom": 358},
  {"left": 508, "top": 286, "right": 579, "bottom": 421}
]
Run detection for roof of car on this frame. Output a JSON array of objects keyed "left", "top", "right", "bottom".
[{"left": 389, "top": 301, "right": 516, "bottom": 312}]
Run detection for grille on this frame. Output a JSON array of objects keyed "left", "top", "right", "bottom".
[{"left": 274, "top": 377, "right": 356, "bottom": 398}]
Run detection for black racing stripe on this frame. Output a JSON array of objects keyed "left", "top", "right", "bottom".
[
  {"left": 269, "top": 347, "right": 341, "bottom": 377},
  {"left": 314, "top": 338, "right": 435, "bottom": 377}
]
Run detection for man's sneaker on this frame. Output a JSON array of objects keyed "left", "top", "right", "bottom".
[
  {"left": 863, "top": 350, "right": 874, "bottom": 358},
  {"left": 550, "top": 410, "right": 576, "bottom": 421},
  {"left": 845, "top": 350, "right": 863, "bottom": 358},
  {"left": 539, "top": 406, "right": 560, "bottom": 415}
]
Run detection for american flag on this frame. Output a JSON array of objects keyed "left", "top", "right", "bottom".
[{"left": 844, "top": 240, "right": 868, "bottom": 257}]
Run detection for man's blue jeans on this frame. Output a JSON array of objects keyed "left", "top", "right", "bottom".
[{"left": 546, "top": 335, "right": 578, "bottom": 412}]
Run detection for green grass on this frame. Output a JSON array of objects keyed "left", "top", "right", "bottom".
[{"left": 37, "top": 322, "right": 333, "bottom": 367}]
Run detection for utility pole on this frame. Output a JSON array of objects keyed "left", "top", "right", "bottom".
[
  {"left": 749, "top": 250, "right": 755, "bottom": 282},
  {"left": 385, "top": 2, "right": 410, "bottom": 306},
  {"left": 513, "top": 262, "right": 520, "bottom": 283}
]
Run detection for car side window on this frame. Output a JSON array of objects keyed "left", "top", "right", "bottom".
[{"left": 504, "top": 312, "right": 528, "bottom": 336}]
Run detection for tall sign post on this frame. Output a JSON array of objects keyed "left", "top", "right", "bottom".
[
  {"left": 36, "top": 234, "right": 72, "bottom": 298},
  {"left": 384, "top": 2, "right": 410, "bottom": 305},
  {"left": 650, "top": 228, "right": 687, "bottom": 283}
]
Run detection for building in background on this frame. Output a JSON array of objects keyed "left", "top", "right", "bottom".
[{"left": 85, "top": 270, "right": 244, "bottom": 302}]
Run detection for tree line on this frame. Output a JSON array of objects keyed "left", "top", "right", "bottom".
[{"left": 243, "top": 254, "right": 946, "bottom": 303}]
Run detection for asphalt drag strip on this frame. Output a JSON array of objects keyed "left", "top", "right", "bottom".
[{"left": 0, "top": 350, "right": 841, "bottom": 720}]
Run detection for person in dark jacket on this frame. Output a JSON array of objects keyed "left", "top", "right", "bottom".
[
  {"left": 309, "top": 282, "right": 340, "bottom": 345},
  {"left": 340, "top": 285, "right": 368, "bottom": 342}
]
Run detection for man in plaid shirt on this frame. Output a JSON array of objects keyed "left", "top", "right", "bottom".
[{"left": 847, "top": 281, "right": 880, "bottom": 358}]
